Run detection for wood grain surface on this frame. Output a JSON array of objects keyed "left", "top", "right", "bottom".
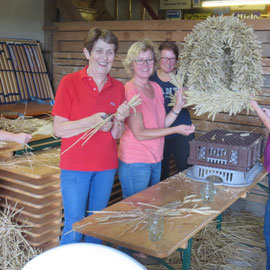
[{"left": 73, "top": 170, "right": 267, "bottom": 258}]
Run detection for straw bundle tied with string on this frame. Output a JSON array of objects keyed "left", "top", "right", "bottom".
[
  {"left": 61, "top": 94, "right": 142, "bottom": 155},
  {"left": 169, "top": 15, "right": 263, "bottom": 120}
]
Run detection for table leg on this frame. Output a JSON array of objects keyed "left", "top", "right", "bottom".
[
  {"left": 177, "top": 238, "right": 193, "bottom": 270},
  {"left": 257, "top": 182, "right": 269, "bottom": 194},
  {"left": 216, "top": 213, "right": 222, "bottom": 231}
]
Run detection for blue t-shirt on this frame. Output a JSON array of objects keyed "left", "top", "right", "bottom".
[{"left": 150, "top": 71, "right": 192, "bottom": 139}]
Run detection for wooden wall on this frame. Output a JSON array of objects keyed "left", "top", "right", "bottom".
[{"left": 52, "top": 19, "right": 270, "bottom": 137}]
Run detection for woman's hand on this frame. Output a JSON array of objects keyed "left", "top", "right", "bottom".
[
  {"left": 249, "top": 98, "right": 270, "bottom": 131},
  {"left": 93, "top": 112, "right": 114, "bottom": 133},
  {"left": 110, "top": 102, "right": 130, "bottom": 139},
  {"left": 100, "top": 120, "right": 113, "bottom": 132},
  {"left": 250, "top": 99, "right": 270, "bottom": 118},
  {"left": 54, "top": 112, "right": 111, "bottom": 138},
  {"left": 263, "top": 108, "right": 270, "bottom": 118},
  {"left": 14, "top": 133, "right": 32, "bottom": 144},
  {"left": 250, "top": 99, "right": 259, "bottom": 110},
  {"left": 174, "top": 124, "right": 195, "bottom": 136},
  {"left": 173, "top": 88, "right": 186, "bottom": 113},
  {"left": 114, "top": 101, "right": 130, "bottom": 122},
  {"left": 91, "top": 112, "right": 110, "bottom": 125}
]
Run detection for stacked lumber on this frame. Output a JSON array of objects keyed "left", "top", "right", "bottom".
[
  {"left": 0, "top": 136, "right": 125, "bottom": 250},
  {"left": 0, "top": 38, "right": 54, "bottom": 104},
  {"left": 0, "top": 145, "right": 63, "bottom": 251}
]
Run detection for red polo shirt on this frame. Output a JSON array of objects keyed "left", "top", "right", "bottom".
[{"left": 52, "top": 66, "right": 125, "bottom": 171}]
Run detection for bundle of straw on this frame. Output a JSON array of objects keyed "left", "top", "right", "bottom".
[
  {"left": 0, "top": 202, "right": 40, "bottom": 270},
  {"left": 62, "top": 94, "right": 142, "bottom": 154},
  {"left": 0, "top": 116, "right": 54, "bottom": 137},
  {"left": 167, "top": 71, "right": 183, "bottom": 107},
  {"left": 32, "top": 123, "right": 54, "bottom": 137},
  {"left": 73, "top": 197, "right": 219, "bottom": 238},
  {"left": 0, "top": 148, "right": 60, "bottom": 170}
]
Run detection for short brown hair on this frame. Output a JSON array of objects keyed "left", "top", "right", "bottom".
[
  {"left": 84, "top": 27, "right": 118, "bottom": 54},
  {"left": 159, "top": 41, "right": 179, "bottom": 60}
]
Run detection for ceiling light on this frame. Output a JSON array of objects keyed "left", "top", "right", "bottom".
[{"left": 202, "top": 0, "right": 270, "bottom": 7}]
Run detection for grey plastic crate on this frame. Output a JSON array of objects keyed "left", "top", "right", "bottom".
[{"left": 186, "top": 162, "right": 263, "bottom": 187}]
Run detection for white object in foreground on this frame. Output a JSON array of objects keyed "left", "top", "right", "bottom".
[{"left": 21, "top": 243, "right": 146, "bottom": 270}]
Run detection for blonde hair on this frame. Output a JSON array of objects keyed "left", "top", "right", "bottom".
[{"left": 122, "top": 39, "right": 159, "bottom": 76}]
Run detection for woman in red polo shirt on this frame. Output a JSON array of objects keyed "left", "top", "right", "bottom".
[{"left": 52, "top": 28, "right": 130, "bottom": 245}]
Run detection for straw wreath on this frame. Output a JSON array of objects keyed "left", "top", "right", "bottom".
[
  {"left": 169, "top": 15, "right": 264, "bottom": 120},
  {"left": 61, "top": 94, "right": 142, "bottom": 155}
]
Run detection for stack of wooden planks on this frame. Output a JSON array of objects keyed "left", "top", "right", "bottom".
[
  {"left": 0, "top": 38, "right": 54, "bottom": 104},
  {"left": 0, "top": 138, "right": 63, "bottom": 251},
  {"left": 0, "top": 102, "right": 61, "bottom": 250},
  {"left": 0, "top": 135, "right": 126, "bottom": 250}
]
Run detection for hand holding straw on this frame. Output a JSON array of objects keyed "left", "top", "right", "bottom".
[
  {"left": 170, "top": 70, "right": 184, "bottom": 89},
  {"left": 168, "top": 71, "right": 187, "bottom": 107},
  {"left": 81, "top": 94, "right": 141, "bottom": 145},
  {"left": 61, "top": 94, "right": 142, "bottom": 155}
]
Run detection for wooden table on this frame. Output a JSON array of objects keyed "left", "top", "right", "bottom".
[
  {"left": 73, "top": 169, "right": 268, "bottom": 270},
  {"left": 0, "top": 102, "right": 52, "bottom": 117}
]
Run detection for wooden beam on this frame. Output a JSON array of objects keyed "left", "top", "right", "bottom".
[
  {"left": 44, "top": 0, "right": 58, "bottom": 92},
  {"left": 44, "top": 0, "right": 58, "bottom": 25},
  {"left": 139, "top": 0, "right": 159, "bottom": 20}
]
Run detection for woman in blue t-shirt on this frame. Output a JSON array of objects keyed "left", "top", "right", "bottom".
[{"left": 150, "top": 41, "right": 194, "bottom": 180}]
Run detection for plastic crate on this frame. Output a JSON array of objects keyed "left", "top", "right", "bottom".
[
  {"left": 188, "top": 129, "right": 264, "bottom": 172},
  {"left": 186, "top": 162, "right": 263, "bottom": 187}
]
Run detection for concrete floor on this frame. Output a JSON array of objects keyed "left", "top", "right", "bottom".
[
  {"left": 226, "top": 199, "right": 267, "bottom": 270},
  {"left": 229, "top": 198, "right": 266, "bottom": 217},
  {"left": 146, "top": 199, "right": 267, "bottom": 270}
]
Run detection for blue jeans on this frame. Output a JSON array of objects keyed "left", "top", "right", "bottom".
[
  {"left": 60, "top": 169, "right": 116, "bottom": 245},
  {"left": 265, "top": 174, "right": 270, "bottom": 270},
  {"left": 118, "top": 160, "right": 161, "bottom": 198}
]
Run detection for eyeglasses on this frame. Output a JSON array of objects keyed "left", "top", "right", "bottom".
[
  {"left": 134, "top": 58, "right": 155, "bottom": 66},
  {"left": 160, "top": 57, "right": 177, "bottom": 63}
]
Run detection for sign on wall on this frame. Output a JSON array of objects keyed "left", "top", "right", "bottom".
[
  {"left": 184, "top": 13, "right": 211, "bottom": 20},
  {"left": 160, "top": 0, "right": 191, "bottom": 10},
  {"left": 166, "top": 10, "right": 182, "bottom": 19},
  {"left": 233, "top": 11, "right": 261, "bottom": 19},
  {"left": 193, "top": 0, "right": 201, "bottom": 8}
]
